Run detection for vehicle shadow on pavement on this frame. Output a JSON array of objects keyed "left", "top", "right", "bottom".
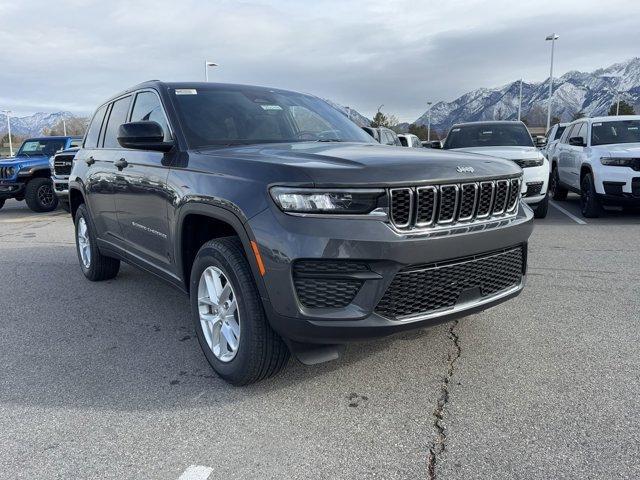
[{"left": 0, "top": 248, "right": 449, "bottom": 410}]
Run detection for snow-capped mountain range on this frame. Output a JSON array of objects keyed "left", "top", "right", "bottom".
[
  {"left": 415, "top": 57, "right": 640, "bottom": 133},
  {"left": 0, "top": 111, "right": 77, "bottom": 137}
]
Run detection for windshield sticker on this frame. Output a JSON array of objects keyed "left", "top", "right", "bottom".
[
  {"left": 175, "top": 89, "right": 197, "bottom": 95},
  {"left": 593, "top": 122, "right": 602, "bottom": 127},
  {"left": 482, "top": 130, "right": 493, "bottom": 135},
  {"left": 260, "top": 104, "right": 283, "bottom": 111},
  {"left": 452, "top": 128, "right": 460, "bottom": 132}
]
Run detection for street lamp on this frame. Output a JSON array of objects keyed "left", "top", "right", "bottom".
[
  {"left": 426, "top": 101, "right": 433, "bottom": 142},
  {"left": 517, "top": 79, "right": 523, "bottom": 121},
  {"left": 205, "top": 61, "right": 218, "bottom": 82},
  {"left": 545, "top": 34, "right": 559, "bottom": 132},
  {"left": 2, "top": 110, "right": 13, "bottom": 156}
]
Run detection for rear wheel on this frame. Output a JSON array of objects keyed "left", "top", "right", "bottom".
[
  {"left": 580, "top": 173, "right": 603, "bottom": 218},
  {"left": 24, "top": 178, "right": 58, "bottom": 212},
  {"left": 190, "top": 237, "right": 289, "bottom": 385},
  {"left": 549, "top": 166, "right": 568, "bottom": 201},
  {"left": 75, "top": 204, "right": 120, "bottom": 281}
]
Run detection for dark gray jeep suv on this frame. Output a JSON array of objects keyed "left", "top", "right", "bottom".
[{"left": 68, "top": 81, "right": 533, "bottom": 384}]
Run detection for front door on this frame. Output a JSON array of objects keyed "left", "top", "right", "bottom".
[{"left": 112, "top": 90, "right": 175, "bottom": 271}]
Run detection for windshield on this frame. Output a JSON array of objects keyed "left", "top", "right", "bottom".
[
  {"left": 17, "top": 139, "right": 66, "bottom": 157},
  {"left": 554, "top": 126, "right": 566, "bottom": 140},
  {"left": 591, "top": 120, "right": 640, "bottom": 146},
  {"left": 171, "top": 86, "right": 375, "bottom": 148},
  {"left": 443, "top": 123, "right": 534, "bottom": 149}
]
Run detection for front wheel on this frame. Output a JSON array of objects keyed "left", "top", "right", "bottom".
[
  {"left": 75, "top": 204, "right": 120, "bottom": 281},
  {"left": 190, "top": 237, "right": 289, "bottom": 385},
  {"left": 549, "top": 166, "right": 568, "bottom": 201},
  {"left": 580, "top": 173, "right": 603, "bottom": 218},
  {"left": 24, "top": 178, "right": 58, "bottom": 212},
  {"left": 533, "top": 194, "right": 549, "bottom": 218}
]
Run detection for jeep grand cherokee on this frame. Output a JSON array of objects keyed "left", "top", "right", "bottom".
[{"left": 68, "top": 81, "right": 533, "bottom": 385}]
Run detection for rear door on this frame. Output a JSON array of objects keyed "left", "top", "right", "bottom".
[
  {"left": 557, "top": 124, "right": 576, "bottom": 185},
  {"left": 112, "top": 90, "right": 175, "bottom": 271},
  {"left": 75, "top": 102, "right": 125, "bottom": 241}
]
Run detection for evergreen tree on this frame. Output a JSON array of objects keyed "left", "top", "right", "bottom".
[{"left": 608, "top": 100, "right": 635, "bottom": 116}]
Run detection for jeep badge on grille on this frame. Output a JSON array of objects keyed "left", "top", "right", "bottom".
[{"left": 457, "top": 166, "right": 474, "bottom": 173}]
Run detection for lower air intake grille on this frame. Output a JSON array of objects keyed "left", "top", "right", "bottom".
[
  {"left": 525, "top": 182, "right": 543, "bottom": 197},
  {"left": 294, "top": 278, "right": 362, "bottom": 308},
  {"left": 375, "top": 246, "right": 524, "bottom": 320},
  {"left": 293, "top": 260, "right": 367, "bottom": 308}
]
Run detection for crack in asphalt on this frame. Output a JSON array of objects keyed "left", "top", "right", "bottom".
[{"left": 427, "top": 320, "right": 461, "bottom": 480}]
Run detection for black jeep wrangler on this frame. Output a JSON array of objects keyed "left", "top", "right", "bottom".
[{"left": 68, "top": 81, "right": 533, "bottom": 384}]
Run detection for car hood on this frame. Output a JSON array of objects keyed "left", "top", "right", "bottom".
[
  {"left": 0, "top": 155, "right": 49, "bottom": 169},
  {"left": 592, "top": 143, "right": 640, "bottom": 157},
  {"left": 198, "top": 142, "right": 521, "bottom": 187},
  {"left": 450, "top": 146, "right": 542, "bottom": 161}
]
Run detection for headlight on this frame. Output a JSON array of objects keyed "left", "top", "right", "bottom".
[
  {"left": 515, "top": 158, "right": 544, "bottom": 168},
  {"left": 600, "top": 157, "right": 635, "bottom": 167},
  {"left": 270, "top": 187, "right": 384, "bottom": 214},
  {"left": 5, "top": 166, "right": 15, "bottom": 176}
]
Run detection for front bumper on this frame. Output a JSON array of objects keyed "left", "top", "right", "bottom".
[
  {"left": 0, "top": 181, "right": 24, "bottom": 199},
  {"left": 249, "top": 204, "right": 534, "bottom": 344},
  {"left": 52, "top": 175, "right": 70, "bottom": 200},
  {"left": 521, "top": 163, "right": 549, "bottom": 206}
]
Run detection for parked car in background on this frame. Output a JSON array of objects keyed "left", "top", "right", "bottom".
[
  {"left": 68, "top": 80, "right": 533, "bottom": 385},
  {"left": 397, "top": 133, "right": 423, "bottom": 148},
  {"left": 542, "top": 122, "right": 569, "bottom": 160},
  {"left": 549, "top": 115, "right": 640, "bottom": 217},
  {"left": 362, "top": 126, "right": 402, "bottom": 146},
  {"left": 0, "top": 136, "right": 81, "bottom": 212},
  {"left": 50, "top": 147, "right": 79, "bottom": 212},
  {"left": 440, "top": 121, "right": 550, "bottom": 218}
]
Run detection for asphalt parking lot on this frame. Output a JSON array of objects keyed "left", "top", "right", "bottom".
[{"left": 1, "top": 197, "right": 639, "bottom": 479}]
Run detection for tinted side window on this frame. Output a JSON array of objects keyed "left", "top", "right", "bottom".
[
  {"left": 84, "top": 104, "right": 108, "bottom": 148},
  {"left": 130, "top": 91, "right": 171, "bottom": 141},
  {"left": 563, "top": 124, "right": 577, "bottom": 143},
  {"left": 103, "top": 96, "right": 132, "bottom": 148}
]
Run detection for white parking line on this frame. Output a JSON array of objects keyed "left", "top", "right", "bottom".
[
  {"left": 549, "top": 200, "right": 587, "bottom": 225},
  {"left": 178, "top": 465, "right": 213, "bottom": 480}
]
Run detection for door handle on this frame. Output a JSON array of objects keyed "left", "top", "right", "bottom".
[
  {"left": 86, "top": 156, "right": 95, "bottom": 166},
  {"left": 115, "top": 158, "right": 129, "bottom": 170}
]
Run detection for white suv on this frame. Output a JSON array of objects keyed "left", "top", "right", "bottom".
[
  {"left": 549, "top": 115, "right": 640, "bottom": 217},
  {"left": 542, "top": 122, "right": 569, "bottom": 160},
  {"left": 441, "top": 121, "right": 550, "bottom": 218}
]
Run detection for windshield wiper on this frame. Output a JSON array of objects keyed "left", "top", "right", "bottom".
[{"left": 316, "top": 139, "right": 344, "bottom": 142}]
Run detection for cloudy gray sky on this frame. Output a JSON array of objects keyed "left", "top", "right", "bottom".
[{"left": 1, "top": 0, "right": 639, "bottom": 121}]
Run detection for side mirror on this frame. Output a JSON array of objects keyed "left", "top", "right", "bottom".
[
  {"left": 568, "top": 136, "right": 585, "bottom": 147},
  {"left": 117, "top": 121, "right": 173, "bottom": 152},
  {"left": 535, "top": 137, "right": 547, "bottom": 148},
  {"left": 430, "top": 140, "right": 442, "bottom": 149}
]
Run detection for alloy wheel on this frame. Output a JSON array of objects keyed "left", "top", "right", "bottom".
[
  {"left": 77, "top": 217, "right": 91, "bottom": 268},
  {"left": 37, "top": 183, "right": 55, "bottom": 207},
  {"left": 198, "top": 266, "right": 241, "bottom": 362}
]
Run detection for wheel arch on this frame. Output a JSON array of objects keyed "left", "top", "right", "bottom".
[
  {"left": 175, "top": 203, "right": 268, "bottom": 299},
  {"left": 580, "top": 163, "right": 594, "bottom": 184},
  {"left": 68, "top": 187, "right": 86, "bottom": 219}
]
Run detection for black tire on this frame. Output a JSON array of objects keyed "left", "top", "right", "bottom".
[
  {"left": 549, "top": 166, "right": 568, "bottom": 201},
  {"left": 580, "top": 173, "right": 603, "bottom": 218},
  {"left": 190, "top": 237, "right": 289, "bottom": 385},
  {"left": 0, "top": 198, "right": 4, "bottom": 210},
  {"left": 24, "top": 177, "right": 58, "bottom": 212},
  {"left": 75, "top": 204, "right": 120, "bottom": 281},
  {"left": 533, "top": 193, "right": 549, "bottom": 219}
]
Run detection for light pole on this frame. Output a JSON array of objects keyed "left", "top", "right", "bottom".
[
  {"left": 2, "top": 110, "right": 13, "bottom": 156},
  {"left": 517, "top": 79, "right": 523, "bottom": 121},
  {"left": 545, "top": 34, "right": 559, "bottom": 132},
  {"left": 426, "top": 101, "right": 433, "bottom": 142},
  {"left": 205, "top": 61, "right": 218, "bottom": 81},
  {"left": 62, "top": 118, "right": 67, "bottom": 136}
]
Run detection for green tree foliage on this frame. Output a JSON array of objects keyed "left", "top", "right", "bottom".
[
  {"left": 370, "top": 110, "right": 399, "bottom": 129},
  {"left": 608, "top": 100, "right": 635, "bottom": 116},
  {"left": 407, "top": 124, "right": 440, "bottom": 141}
]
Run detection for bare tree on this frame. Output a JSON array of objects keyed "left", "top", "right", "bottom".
[{"left": 43, "top": 116, "right": 89, "bottom": 136}]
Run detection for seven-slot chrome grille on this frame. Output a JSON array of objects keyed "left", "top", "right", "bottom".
[{"left": 389, "top": 177, "right": 521, "bottom": 230}]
